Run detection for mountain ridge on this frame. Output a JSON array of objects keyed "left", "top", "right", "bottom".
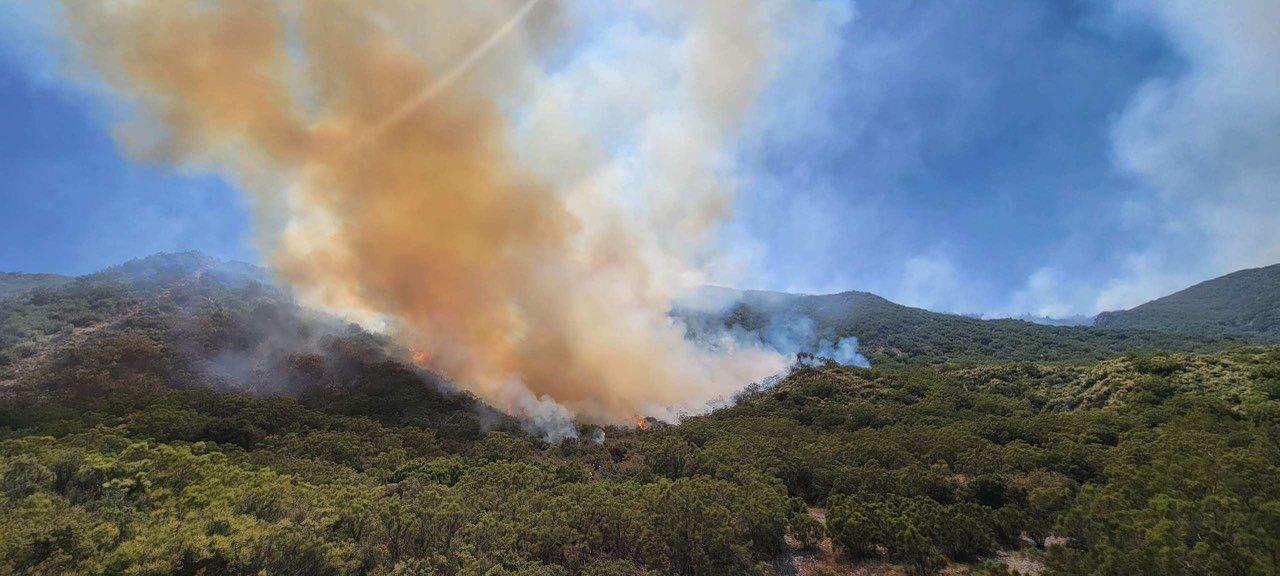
[
  {"left": 1094, "top": 263, "right": 1280, "bottom": 343},
  {"left": 678, "top": 285, "right": 1230, "bottom": 367},
  {"left": 2, "top": 252, "right": 1248, "bottom": 370}
]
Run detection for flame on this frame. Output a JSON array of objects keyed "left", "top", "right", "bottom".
[
  {"left": 635, "top": 417, "right": 651, "bottom": 431},
  {"left": 411, "top": 349, "right": 429, "bottom": 365}
]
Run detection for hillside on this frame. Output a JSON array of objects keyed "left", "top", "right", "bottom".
[
  {"left": 693, "top": 347, "right": 1280, "bottom": 574},
  {"left": 1, "top": 253, "right": 1277, "bottom": 575},
  {"left": 0, "top": 253, "right": 503, "bottom": 441},
  {"left": 0, "top": 272, "right": 71, "bottom": 300},
  {"left": 678, "top": 287, "right": 1232, "bottom": 368},
  {"left": 3, "top": 296, "right": 1277, "bottom": 575},
  {"left": 1094, "top": 263, "right": 1280, "bottom": 343},
  {"left": 3, "top": 255, "right": 1240, "bottom": 376},
  {"left": 0, "top": 252, "right": 257, "bottom": 375}
]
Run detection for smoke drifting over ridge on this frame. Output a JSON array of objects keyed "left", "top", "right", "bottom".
[{"left": 58, "top": 0, "right": 847, "bottom": 423}]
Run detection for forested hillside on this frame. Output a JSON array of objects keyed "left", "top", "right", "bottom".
[
  {"left": 1095, "top": 264, "right": 1280, "bottom": 343},
  {"left": 1, "top": 254, "right": 1277, "bottom": 575},
  {"left": 679, "top": 288, "right": 1231, "bottom": 368},
  {"left": 0, "top": 272, "right": 70, "bottom": 300},
  {"left": 0, "top": 253, "right": 502, "bottom": 437},
  {"left": 3, "top": 333, "right": 1278, "bottom": 574}
]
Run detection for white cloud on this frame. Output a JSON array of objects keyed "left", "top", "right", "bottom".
[
  {"left": 1098, "top": 0, "right": 1280, "bottom": 309},
  {"left": 895, "top": 250, "right": 967, "bottom": 312},
  {"left": 0, "top": 1, "right": 64, "bottom": 83},
  {"left": 1007, "top": 267, "right": 1075, "bottom": 319},
  {"left": 1090, "top": 252, "right": 1196, "bottom": 313}
]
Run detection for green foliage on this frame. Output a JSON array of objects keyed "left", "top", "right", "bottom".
[
  {"left": 7, "top": 339, "right": 1279, "bottom": 574},
  {"left": 471, "top": 431, "right": 537, "bottom": 463},
  {"left": 827, "top": 493, "right": 995, "bottom": 564},
  {"left": 1126, "top": 351, "right": 1186, "bottom": 376},
  {"left": 2, "top": 254, "right": 1278, "bottom": 574},
  {"left": 0, "top": 282, "right": 137, "bottom": 371},
  {"left": 0, "top": 425, "right": 797, "bottom": 576},
  {"left": 787, "top": 504, "right": 825, "bottom": 550},
  {"left": 1049, "top": 407, "right": 1280, "bottom": 575},
  {"left": 0, "top": 272, "right": 71, "bottom": 301}
]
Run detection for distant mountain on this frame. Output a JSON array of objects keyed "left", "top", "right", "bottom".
[
  {"left": 678, "top": 287, "right": 1230, "bottom": 368},
  {"left": 1003, "top": 313, "right": 1094, "bottom": 327},
  {"left": 1094, "top": 263, "right": 1280, "bottom": 343},
  {"left": 0, "top": 252, "right": 1240, "bottom": 381}
]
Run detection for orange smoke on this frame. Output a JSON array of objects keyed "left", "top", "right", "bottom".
[{"left": 58, "top": 0, "right": 797, "bottom": 423}]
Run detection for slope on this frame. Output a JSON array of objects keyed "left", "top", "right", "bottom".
[
  {"left": 1094, "top": 263, "right": 1280, "bottom": 343},
  {"left": 0, "top": 272, "right": 71, "bottom": 300},
  {"left": 0, "top": 252, "right": 504, "bottom": 446},
  {"left": 679, "top": 287, "right": 1232, "bottom": 368}
]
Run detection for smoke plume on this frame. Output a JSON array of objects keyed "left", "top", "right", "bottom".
[{"left": 57, "top": 0, "right": 844, "bottom": 423}]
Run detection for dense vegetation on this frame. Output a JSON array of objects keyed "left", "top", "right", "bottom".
[
  {"left": 0, "top": 319, "right": 799, "bottom": 575},
  {"left": 1095, "top": 263, "right": 1280, "bottom": 343},
  {"left": 1, "top": 254, "right": 1278, "bottom": 575},
  {"left": 0, "top": 273, "right": 70, "bottom": 300},
  {"left": 0, "top": 280, "right": 137, "bottom": 374},
  {"left": 0, "top": 253, "right": 262, "bottom": 374},
  {"left": 722, "top": 350, "right": 1280, "bottom": 574},
  {"left": 678, "top": 289, "right": 1233, "bottom": 368}
]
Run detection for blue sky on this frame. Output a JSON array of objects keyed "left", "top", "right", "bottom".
[
  {"left": 0, "top": 1, "right": 257, "bottom": 275},
  {"left": 1, "top": 0, "right": 1276, "bottom": 317},
  {"left": 733, "top": 1, "right": 1175, "bottom": 309}
]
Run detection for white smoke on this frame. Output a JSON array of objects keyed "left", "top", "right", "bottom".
[
  {"left": 676, "top": 287, "right": 871, "bottom": 369},
  {"left": 1092, "top": 0, "right": 1280, "bottom": 311},
  {"left": 50, "top": 0, "right": 855, "bottom": 427}
]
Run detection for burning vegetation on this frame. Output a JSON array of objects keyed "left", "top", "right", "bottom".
[
  {"left": 4, "top": 270, "right": 1277, "bottom": 575},
  {"left": 50, "top": 0, "right": 863, "bottom": 424}
]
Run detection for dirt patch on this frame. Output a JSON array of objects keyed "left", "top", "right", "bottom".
[
  {"left": 775, "top": 507, "right": 904, "bottom": 576},
  {"left": 994, "top": 551, "right": 1046, "bottom": 576}
]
